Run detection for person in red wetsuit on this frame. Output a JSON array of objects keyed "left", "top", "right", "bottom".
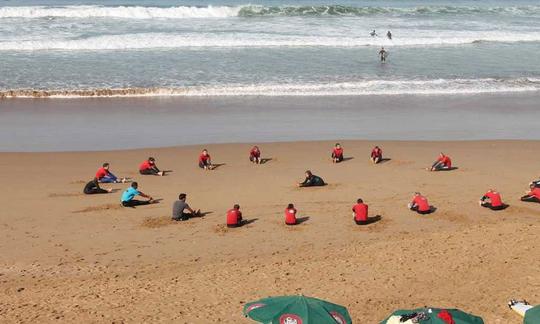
[
  {"left": 249, "top": 146, "right": 261, "bottom": 164},
  {"left": 96, "top": 162, "right": 127, "bottom": 183},
  {"left": 370, "top": 146, "right": 383, "bottom": 164},
  {"left": 480, "top": 189, "right": 507, "bottom": 210},
  {"left": 521, "top": 185, "right": 540, "bottom": 203},
  {"left": 429, "top": 153, "right": 452, "bottom": 171},
  {"left": 408, "top": 192, "right": 433, "bottom": 214},
  {"left": 199, "top": 149, "right": 215, "bottom": 170},
  {"left": 226, "top": 204, "right": 243, "bottom": 228},
  {"left": 331, "top": 143, "right": 344, "bottom": 163},
  {"left": 352, "top": 198, "right": 369, "bottom": 224},
  {"left": 284, "top": 203, "right": 297, "bottom": 225},
  {"left": 139, "top": 157, "right": 165, "bottom": 176}
]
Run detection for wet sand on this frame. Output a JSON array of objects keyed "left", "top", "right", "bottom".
[
  {"left": 1, "top": 140, "right": 540, "bottom": 323},
  {"left": 2, "top": 93, "right": 540, "bottom": 151}
]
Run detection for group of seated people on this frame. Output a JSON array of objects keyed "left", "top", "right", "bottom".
[
  {"left": 331, "top": 143, "right": 384, "bottom": 164},
  {"left": 83, "top": 147, "right": 540, "bottom": 225}
]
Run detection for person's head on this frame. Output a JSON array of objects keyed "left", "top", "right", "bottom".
[
  {"left": 381, "top": 47, "right": 384, "bottom": 50},
  {"left": 132, "top": 182, "right": 138, "bottom": 189},
  {"left": 253, "top": 146, "right": 259, "bottom": 151},
  {"left": 233, "top": 204, "right": 240, "bottom": 210},
  {"left": 103, "top": 162, "right": 110, "bottom": 169},
  {"left": 335, "top": 143, "right": 341, "bottom": 148},
  {"left": 287, "top": 203, "right": 294, "bottom": 209},
  {"left": 202, "top": 149, "right": 208, "bottom": 156},
  {"left": 414, "top": 192, "right": 420, "bottom": 196},
  {"left": 148, "top": 157, "right": 155, "bottom": 164},
  {"left": 375, "top": 146, "right": 379, "bottom": 149},
  {"left": 357, "top": 198, "right": 363, "bottom": 204},
  {"left": 305, "top": 170, "right": 312, "bottom": 177},
  {"left": 179, "top": 193, "right": 186, "bottom": 201}
]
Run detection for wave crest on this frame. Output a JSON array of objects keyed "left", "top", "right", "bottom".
[
  {"left": 2, "top": 79, "right": 539, "bottom": 98},
  {"left": 0, "top": 5, "right": 539, "bottom": 19}
]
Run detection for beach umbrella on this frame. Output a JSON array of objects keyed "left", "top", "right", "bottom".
[
  {"left": 524, "top": 305, "right": 540, "bottom": 324},
  {"left": 243, "top": 295, "right": 352, "bottom": 324},
  {"left": 380, "top": 307, "right": 484, "bottom": 324}
]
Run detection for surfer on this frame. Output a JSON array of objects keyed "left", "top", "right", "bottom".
[
  {"left": 379, "top": 47, "right": 388, "bottom": 62},
  {"left": 331, "top": 143, "right": 344, "bottom": 163},
  {"left": 139, "top": 157, "right": 165, "bottom": 176},
  {"left": 298, "top": 170, "right": 325, "bottom": 187},
  {"left": 370, "top": 30, "right": 377, "bottom": 37},
  {"left": 387, "top": 30, "right": 392, "bottom": 40},
  {"left": 121, "top": 182, "right": 154, "bottom": 207},
  {"left": 371, "top": 146, "right": 383, "bottom": 164},
  {"left": 226, "top": 204, "right": 243, "bottom": 228},
  {"left": 429, "top": 153, "right": 452, "bottom": 171},
  {"left": 408, "top": 192, "right": 433, "bottom": 214},
  {"left": 521, "top": 184, "right": 540, "bottom": 203},
  {"left": 198, "top": 149, "right": 215, "bottom": 170},
  {"left": 249, "top": 146, "right": 261, "bottom": 164}
]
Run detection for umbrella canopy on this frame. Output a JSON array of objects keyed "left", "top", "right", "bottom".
[
  {"left": 243, "top": 295, "right": 352, "bottom": 324},
  {"left": 380, "top": 307, "right": 484, "bottom": 324},
  {"left": 524, "top": 305, "right": 540, "bottom": 324}
]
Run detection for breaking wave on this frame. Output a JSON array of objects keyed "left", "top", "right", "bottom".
[
  {"left": 2, "top": 78, "right": 539, "bottom": 98},
  {"left": 0, "top": 5, "right": 539, "bottom": 19}
]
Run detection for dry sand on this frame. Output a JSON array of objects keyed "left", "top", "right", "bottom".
[{"left": 1, "top": 140, "right": 540, "bottom": 323}]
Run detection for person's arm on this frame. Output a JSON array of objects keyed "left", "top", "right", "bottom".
[
  {"left": 138, "top": 191, "right": 152, "bottom": 200},
  {"left": 186, "top": 204, "right": 195, "bottom": 213}
]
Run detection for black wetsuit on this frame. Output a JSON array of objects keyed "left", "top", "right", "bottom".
[
  {"left": 300, "top": 175, "right": 325, "bottom": 187},
  {"left": 83, "top": 180, "right": 108, "bottom": 195}
]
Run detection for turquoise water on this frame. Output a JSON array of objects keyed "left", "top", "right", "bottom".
[{"left": 1, "top": 0, "right": 539, "bottom": 96}]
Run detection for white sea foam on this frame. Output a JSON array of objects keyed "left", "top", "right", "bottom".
[
  {"left": 1, "top": 32, "right": 540, "bottom": 51},
  {"left": 2, "top": 78, "right": 539, "bottom": 98},
  {"left": 1, "top": 5, "right": 539, "bottom": 19}
]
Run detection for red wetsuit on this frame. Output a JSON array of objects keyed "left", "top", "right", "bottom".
[
  {"left": 139, "top": 160, "right": 154, "bottom": 171},
  {"left": 226, "top": 209, "right": 242, "bottom": 226},
  {"left": 412, "top": 195, "right": 430, "bottom": 212},
  {"left": 332, "top": 147, "right": 344, "bottom": 158},
  {"left": 95, "top": 167, "right": 109, "bottom": 180},
  {"left": 438, "top": 155, "right": 452, "bottom": 168},
  {"left": 285, "top": 208, "right": 297, "bottom": 225},
  {"left": 353, "top": 203, "right": 369, "bottom": 222},
  {"left": 484, "top": 191, "right": 503, "bottom": 207}
]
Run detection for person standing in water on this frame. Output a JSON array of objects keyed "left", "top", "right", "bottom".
[
  {"left": 379, "top": 47, "right": 388, "bottom": 62},
  {"left": 370, "top": 30, "right": 377, "bottom": 37},
  {"left": 387, "top": 30, "right": 392, "bottom": 40}
]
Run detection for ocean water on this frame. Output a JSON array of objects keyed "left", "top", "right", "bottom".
[{"left": 1, "top": 0, "right": 540, "bottom": 97}]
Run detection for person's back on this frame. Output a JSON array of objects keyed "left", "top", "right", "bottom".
[
  {"left": 121, "top": 186, "right": 138, "bottom": 202},
  {"left": 172, "top": 200, "right": 189, "bottom": 220},
  {"left": 285, "top": 207, "right": 297, "bottom": 225},
  {"left": 353, "top": 203, "right": 368, "bottom": 222},
  {"left": 440, "top": 155, "right": 452, "bottom": 168},
  {"left": 485, "top": 191, "right": 503, "bottom": 207},
  {"left": 413, "top": 195, "right": 430, "bottom": 212},
  {"left": 226, "top": 205, "right": 242, "bottom": 227},
  {"left": 95, "top": 167, "right": 108, "bottom": 180}
]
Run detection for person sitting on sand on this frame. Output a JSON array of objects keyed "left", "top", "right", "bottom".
[
  {"left": 84, "top": 178, "right": 112, "bottom": 195},
  {"left": 226, "top": 204, "right": 243, "bottom": 228},
  {"left": 249, "top": 146, "right": 261, "bottom": 164},
  {"left": 408, "top": 192, "right": 432, "bottom": 214},
  {"left": 352, "top": 198, "right": 369, "bottom": 225},
  {"left": 199, "top": 149, "right": 215, "bottom": 170},
  {"left": 172, "top": 193, "right": 201, "bottom": 221},
  {"left": 96, "top": 162, "right": 126, "bottom": 183},
  {"left": 121, "top": 182, "right": 154, "bottom": 207},
  {"left": 479, "top": 189, "right": 507, "bottom": 210},
  {"left": 521, "top": 185, "right": 540, "bottom": 203},
  {"left": 139, "top": 157, "right": 165, "bottom": 176},
  {"left": 371, "top": 146, "right": 383, "bottom": 164},
  {"left": 285, "top": 203, "right": 297, "bottom": 225},
  {"left": 331, "top": 143, "right": 344, "bottom": 163},
  {"left": 429, "top": 152, "right": 452, "bottom": 171},
  {"left": 298, "top": 170, "right": 325, "bottom": 187}
]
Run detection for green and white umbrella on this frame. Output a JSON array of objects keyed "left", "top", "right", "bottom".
[
  {"left": 243, "top": 295, "right": 352, "bottom": 324},
  {"left": 380, "top": 307, "right": 484, "bottom": 324},
  {"left": 524, "top": 305, "right": 540, "bottom": 324}
]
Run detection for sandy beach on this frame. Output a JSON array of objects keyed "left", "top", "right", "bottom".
[{"left": 1, "top": 140, "right": 540, "bottom": 323}]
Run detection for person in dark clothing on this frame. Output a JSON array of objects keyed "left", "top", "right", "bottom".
[
  {"left": 387, "top": 30, "right": 392, "bottom": 40},
  {"left": 172, "top": 193, "right": 201, "bottom": 221},
  {"left": 298, "top": 170, "right": 325, "bottom": 187},
  {"left": 83, "top": 178, "right": 111, "bottom": 195}
]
